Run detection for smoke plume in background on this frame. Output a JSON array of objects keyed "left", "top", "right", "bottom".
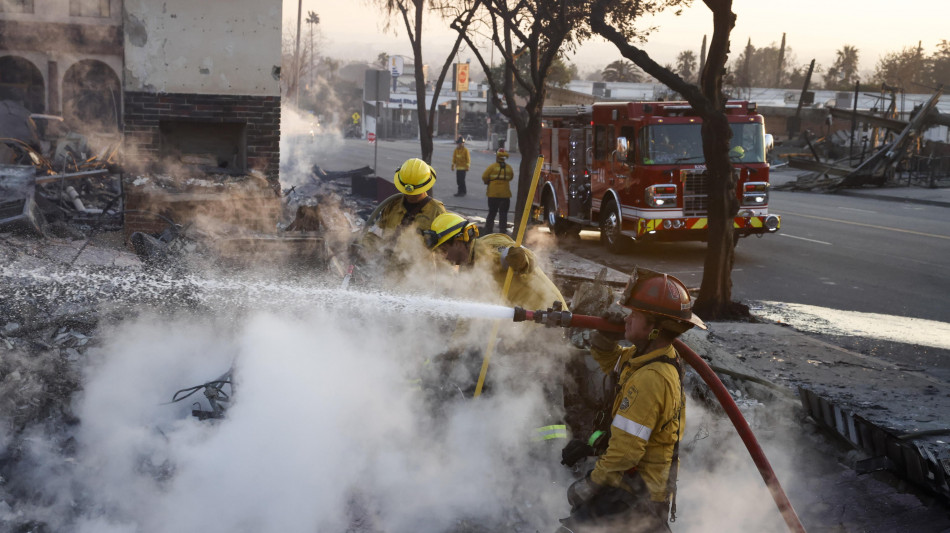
[{"left": 279, "top": 104, "right": 344, "bottom": 191}]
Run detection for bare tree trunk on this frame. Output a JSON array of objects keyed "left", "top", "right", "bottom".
[
  {"left": 513, "top": 114, "right": 542, "bottom": 232},
  {"left": 693, "top": 0, "right": 740, "bottom": 319}
]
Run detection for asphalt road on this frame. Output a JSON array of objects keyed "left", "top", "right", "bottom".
[
  {"left": 553, "top": 186, "right": 950, "bottom": 324},
  {"left": 314, "top": 138, "right": 950, "bottom": 324},
  {"left": 312, "top": 136, "right": 526, "bottom": 220}
]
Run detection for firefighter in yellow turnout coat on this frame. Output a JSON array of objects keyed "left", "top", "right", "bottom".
[
  {"left": 481, "top": 149, "right": 514, "bottom": 235},
  {"left": 451, "top": 137, "right": 471, "bottom": 197},
  {"left": 559, "top": 268, "right": 706, "bottom": 532},
  {"left": 362, "top": 158, "right": 445, "bottom": 252},
  {"left": 424, "top": 212, "right": 565, "bottom": 310}
]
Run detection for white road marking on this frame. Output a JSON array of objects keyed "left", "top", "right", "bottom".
[
  {"left": 838, "top": 207, "right": 877, "bottom": 214},
  {"left": 779, "top": 234, "right": 832, "bottom": 245},
  {"left": 785, "top": 211, "right": 950, "bottom": 240}
]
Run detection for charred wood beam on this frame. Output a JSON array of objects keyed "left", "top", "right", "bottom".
[
  {"left": 828, "top": 108, "right": 907, "bottom": 131},
  {"left": 786, "top": 157, "right": 852, "bottom": 176}
]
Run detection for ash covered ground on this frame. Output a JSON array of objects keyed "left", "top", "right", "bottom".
[{"left": 3, "top": 225, "right": 950, "bottom": 533}]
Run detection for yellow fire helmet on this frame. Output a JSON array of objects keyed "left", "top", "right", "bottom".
[
  {"left": 424, "top": 212, "right": 479, "bottom": 250},
  {"left": 394, "top": 158, "right": 436, "bottom": 194}
]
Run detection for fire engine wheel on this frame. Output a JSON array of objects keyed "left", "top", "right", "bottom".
[
  {"left": 543, "top": 194, "right": 580, "bottom": 237},
  {"left": 599, "top": 201, "right": 630, "bottom": 253}
]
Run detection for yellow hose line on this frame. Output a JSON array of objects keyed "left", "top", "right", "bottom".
[{"left": 473, "top": 155, "right": 544, "bottom": 398}]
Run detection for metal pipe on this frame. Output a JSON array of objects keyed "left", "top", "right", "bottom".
[{"left": 511, "top": 308, "right": 807, "bottom": 533}]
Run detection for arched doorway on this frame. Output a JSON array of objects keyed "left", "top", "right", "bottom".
[
  {"left": 62, "top": 59, "right": 121, "bottom": 132},
  {"left": 0, "top": 56, "right": 45, "bottom": 113}
]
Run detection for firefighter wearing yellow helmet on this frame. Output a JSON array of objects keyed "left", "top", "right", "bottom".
[
  {"left": 481, "top": 149, "right": 514, "bottom": 235},
  {"left": 425, "top": 212, "right": 565, "bottom": 311},
  {"left": 559, "top": 267, "right": 705, "bottom": 531},
  {"left": 361, "top": 158, "right": 446, "bottom": 249}
]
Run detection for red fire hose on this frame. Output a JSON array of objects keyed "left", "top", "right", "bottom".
[{"left": 514, "top": 308, "right": 807, "bottom": 533}]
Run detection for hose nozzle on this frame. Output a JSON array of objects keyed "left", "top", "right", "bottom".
[
  {"left": 512, "top": 304, "right": 626, "bottom": 333},
  {"left": 512, "top": 302, "right": 573, "bottom": 329}
]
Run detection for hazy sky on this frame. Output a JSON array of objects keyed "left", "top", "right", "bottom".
[{"left": 284, "top": 0, "right": 948, "bottom": 78}]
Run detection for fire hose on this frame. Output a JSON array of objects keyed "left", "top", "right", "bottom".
[{"left": 512, "top": 306, "right": 807, "bottom": 533}]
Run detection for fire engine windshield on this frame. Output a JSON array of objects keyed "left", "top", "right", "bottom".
[{"left": 641, "top": 122, "right": 766, "bottom": 164}]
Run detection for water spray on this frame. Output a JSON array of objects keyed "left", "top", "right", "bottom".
[{"left": 511, "top": 305, "right": 807, "bottom": 533}]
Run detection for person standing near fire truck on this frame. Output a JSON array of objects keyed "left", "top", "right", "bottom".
[
  {"left": 481, "top": 148, "right": 513, "bottom": 235},
  {"left": 451, "top": 136, "right": 471, "bottom": 197},
  {"left": 558, "top": 267, "right": 706, "bottom": 532}
]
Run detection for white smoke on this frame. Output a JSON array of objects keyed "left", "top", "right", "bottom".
[
  {"left": 4, "top": 301, "right": 570, "bottom": 532},
  {"left": 279, "top": 104, "right": 344, "bottom": 190}
]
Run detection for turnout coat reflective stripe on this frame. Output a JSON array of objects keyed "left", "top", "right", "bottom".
[{"left": 588, "top": 343, "right": 683, "bottom": 502}]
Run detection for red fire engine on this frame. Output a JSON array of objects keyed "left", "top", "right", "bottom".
[{"left": 534, "top": 101, "right": 780, "bottom": 252}]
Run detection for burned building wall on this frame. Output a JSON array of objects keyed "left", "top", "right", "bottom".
[
  {"left": 121, "top": 0, "right": 282, "bottom": 184},
  {"left": 0, "top": 0, "right": 123, "bottom": 116}
]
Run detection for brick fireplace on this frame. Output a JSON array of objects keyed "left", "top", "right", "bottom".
[{"left": 123, "top": 92, "right": 280, "bottom": 186}]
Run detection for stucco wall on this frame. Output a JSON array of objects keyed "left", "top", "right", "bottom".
[{"left": 123, "top": 0, "right": 280, "bottom": 96}]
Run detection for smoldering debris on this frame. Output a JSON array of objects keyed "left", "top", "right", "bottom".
[{"left": 0, "top": 252, "right": 573, "bottom": 532}]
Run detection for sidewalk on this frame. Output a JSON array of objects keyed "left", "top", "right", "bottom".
[{"left": 770, "top": 166, "right": 950, "bottom": 207}]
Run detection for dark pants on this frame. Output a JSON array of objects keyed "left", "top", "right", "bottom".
[
  {"left": 485, "top": 197, "right": 510, "bottom": 235},
  {"left": 456, "top": 170, "right": 467, "bottom": 195}
]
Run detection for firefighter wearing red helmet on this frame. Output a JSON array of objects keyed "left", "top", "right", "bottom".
[{"left": 559, "top": 267, "right": 705, "bottom": 532}]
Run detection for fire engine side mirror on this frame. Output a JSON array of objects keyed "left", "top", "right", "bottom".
[
  {"left": 764, "top": 133, "right": 774, "bottom": 153},
  {"left": 615, "top": 137, "right": 629, "bottom": 162}
]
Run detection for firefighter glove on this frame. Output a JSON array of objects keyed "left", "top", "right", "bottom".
[
  {"left": 590, "top": 330, "right": 622, "bottom": 351},
  {"left": 561, "top": 438, "right": 594, "bottom": 467},
  {"left": 567, "top": 471, "right": 603, "bottom": 509},
  {"left": 501, "top": 246, "right": 529, "bottom": 273},
  {"left": 591, "top": 304, "right": 627, "bottom": 345}
]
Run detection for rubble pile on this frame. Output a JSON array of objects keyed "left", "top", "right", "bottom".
[{"left": 779, "top": 90, "right": 950, "bottom": 191}]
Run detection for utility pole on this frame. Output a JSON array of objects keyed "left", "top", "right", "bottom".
[
  {"left": 293, "top": 0, "right": 303, "bottom": 106},
  {"left": 699, "top": 35, "right": 707, "bottom": 83},
  {"left": 776, "top": 33, "right": 786, "bottom": 88},
  {"left": 850, "top": 79, "right": 859, "bottom": 163}
]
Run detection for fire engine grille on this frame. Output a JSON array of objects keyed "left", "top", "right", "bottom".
[
  {"left": 682, "top": 170, "right": 708, "bottom": 216},
  {"left": 681, "top": 169, "right": 742, "bottom": 217}
]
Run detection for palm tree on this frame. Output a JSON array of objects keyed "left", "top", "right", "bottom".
[
  {"left": 306, "top": 11, "right": 320, "bottom": 93},
  {"left": 835, "top": 45, "right": 860, "bottom": 85},
  {"left": 602, "top": 60, "right": 642, "bottom": 82},
  {"left": 676, "top": 50, "right": 697, "bottom": 82},
  {"left": 824, "top": 45, "right": 860, "bottom": 89}
]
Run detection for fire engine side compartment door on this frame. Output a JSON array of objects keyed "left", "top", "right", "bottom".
[
  {"left": 590, "top": 124, "right": 613, "bottom": 211},
  {"left": 616, "top": 125, "right": 638, "bottom": 193}
]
